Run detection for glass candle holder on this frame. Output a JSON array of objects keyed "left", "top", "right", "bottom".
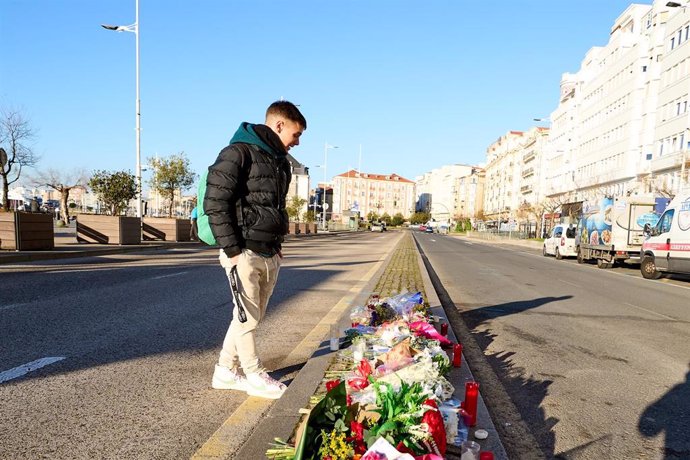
[
  {"left": 441, "top": 322, "right": 449, "bottom": 336},
  {"left": 329, "top": 324, "right": 339, "bottom": 351}
]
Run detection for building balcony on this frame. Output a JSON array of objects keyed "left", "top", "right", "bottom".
[
  {"left": 650, "top": 151, "right": 687, "bottom": 174},
  {"left": 522, "top": 151, "right": 536, "bottom": 163},
  {"left": 521, "top": 167, "right": 534, "bottom": 178},
  {"left": 520, "top": 185, "right": 533, "bottom": 194}
]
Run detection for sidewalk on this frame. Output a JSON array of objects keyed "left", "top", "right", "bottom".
[
  {"left": 227, "top": 232, "right": 508, "bottom": 460},
  {"left": 0, "top": 229, "right": 355, "bottom": 265}
]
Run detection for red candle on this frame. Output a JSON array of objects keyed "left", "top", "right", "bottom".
[
  {"left": 464, "top": 381, "right": 480, "bottom": 426},
  {"left": 453, "top": 343, "right": 463, "bottom": 367},
  {"left": 440, "top": 322, "right": 448, "bottom": 336},
  {"left": 479, "top": 452, "right": 494, "bottom": 460}
]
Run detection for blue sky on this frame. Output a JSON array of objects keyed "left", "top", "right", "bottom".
[{"left": 1, "top": 0, "right": 646, "bottom": 188}]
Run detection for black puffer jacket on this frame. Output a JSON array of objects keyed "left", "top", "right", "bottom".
[{"left": 204, "top": 122, "right": 291, "bottom": 258}]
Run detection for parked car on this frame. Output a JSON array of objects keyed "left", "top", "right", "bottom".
[
  {"left": 543, "top": 224, "right": 577, "bottom": 259},
  {"left": 419, "top": 225, "right": 427, "bottom": 232},
  {"left": 425, "top": 226, "right": 434, "bottom": 233},
  {"left": 370, "top": 222, "right": 386, "bottom": 232}
]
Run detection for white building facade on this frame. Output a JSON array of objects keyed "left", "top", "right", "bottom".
[
  {"left": 415, "top": 164, "right": 478, "bottom": 222},
  {"left": 651, "top": 3, "right": 690, "bottom": 194},
  {"left": 542, "top": 2, "right": 690, "bottom": 203}
]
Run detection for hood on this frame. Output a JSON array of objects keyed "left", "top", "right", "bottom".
[{"left": 229, "top": 122, "right": 286, "bottom": 157}]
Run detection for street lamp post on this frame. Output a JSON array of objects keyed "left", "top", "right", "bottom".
[
  {"left": 102, "top": 0, "right": 142, "bottom": 220},
  {"left": 322, "top": 142, "right": 338, "bottom": 230},
  {"left": 680, "top": 127, "right": 689, "bottom": 192}
]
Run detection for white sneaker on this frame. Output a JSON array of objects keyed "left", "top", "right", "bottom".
[
  {"left": 245, "top": 371, "right": 287, "bottom": 399},
  {"left": 211, "top": 364, "right": 248, "bottom": 391}
]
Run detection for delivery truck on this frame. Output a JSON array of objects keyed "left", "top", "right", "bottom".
[
  {"left": 575, "top": 195, "right": 660, "bottom": 268},
  {"left": 640, "top": 191, "right": 690, "bottom": 279}
]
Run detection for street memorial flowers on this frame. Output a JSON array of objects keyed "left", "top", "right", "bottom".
[{"left": 267, "top": 292, "right": 476, "bottom": 460}]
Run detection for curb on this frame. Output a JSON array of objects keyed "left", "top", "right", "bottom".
[
  {"left": 413, "top": 233, "right": 545, "bottom": 460},
  {"left": 414, "top": 236, "right": 509, "bottom": 459}
]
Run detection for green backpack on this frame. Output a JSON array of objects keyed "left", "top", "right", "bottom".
[{"left": 196, "top": 170, "right": 217, "bottom": 246}]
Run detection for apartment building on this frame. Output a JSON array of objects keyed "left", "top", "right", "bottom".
[
  {"left": 483, "top": 131, "right": 525, "bottom": 221},
  {"left": 331, "top": 170, "right": 415, "bottom": 221},
  {"left": 650, "top": 2, "right": 690, "bottom": 193},
  {"left": 543, "top": 3, "right": 672, "bottom": 203},
  {"left": 454, "top": 167, "right": 485, "bottom": 220},
  {"left": 415, "top": 164, "right": 478, "bottom": 222}
]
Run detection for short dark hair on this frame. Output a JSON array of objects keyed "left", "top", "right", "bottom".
[{"left": 266, "top": 100, "right": 307, "bottom": 129}]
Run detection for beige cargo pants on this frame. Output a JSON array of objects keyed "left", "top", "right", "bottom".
[{"left": 217, "top": 248, "right": 281, "bottom": 374}]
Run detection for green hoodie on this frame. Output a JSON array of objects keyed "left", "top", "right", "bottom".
[{"left": 229, "top": 122, "right": 286, "bottom": 158}]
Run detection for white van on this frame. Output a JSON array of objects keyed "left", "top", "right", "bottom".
[
  {"left": 543, "top": 224, "right": 577, "bottom": 259},
  {"left": 640, "top": 192, "right": 690, "bottom": 279}
]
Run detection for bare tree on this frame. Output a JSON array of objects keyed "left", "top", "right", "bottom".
[
  {"left": 31, "top": 169, "right": 88, "bottom": 223},
  {"left": 0, "top": 108, "right": 40, "bottom": 211}
]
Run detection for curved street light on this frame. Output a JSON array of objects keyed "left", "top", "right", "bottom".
[{"left": 101, "top": 0, "right": 142, "bottom": 220}]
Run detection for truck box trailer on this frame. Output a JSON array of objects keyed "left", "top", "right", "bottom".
[{"left": 575, "top": 195, "right": 660, "bottom": 268}]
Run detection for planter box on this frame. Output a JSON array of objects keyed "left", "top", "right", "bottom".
[
  {"left": 298, "top": 223, "right": 310, "bottom": 234},
  {"left": 0, "top": 212, "right": 54, "bottom": 251},
  {"left": 309, "top": 223, "right": 318, "bottom": 234},
  {"left": 142, "top": 217, "right": 191, "bottom": 242},
  {"left": 76, "top": 215, "right": 141, "bottom": 245},
  {"left": 288, "top": 222, "right": 300, "bottom": 235}
]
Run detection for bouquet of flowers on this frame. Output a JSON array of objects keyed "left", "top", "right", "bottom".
[{"left": 269, "top": 293, "right": 460, "bottom": 460}]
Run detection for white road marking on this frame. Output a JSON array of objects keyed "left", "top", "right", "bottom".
[
  {"left": 0, "top": 303, "right": 25, "bottom": 312},
  {"left": 151, "top": 271, "right": 189, "bottom": 280},
  {"left": 0, "top": 357, "right": 66, "bottom": 384},
  {"left": 430, "top": 239, "right": 436, "bottom": 242},
  {"left": 623, "top": 302, "right": 678, "bottom": 321},
  {"left": 560, "top": 280, "right": 581, "bottom": 288}
]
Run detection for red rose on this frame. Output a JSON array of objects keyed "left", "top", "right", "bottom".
[{"left": 325, "top": 379, "right": 341, "bottom": 392}]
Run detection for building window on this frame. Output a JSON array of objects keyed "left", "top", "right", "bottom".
[
  {"left": 686, "top": 25, "right": 690, "bottom": 41},
  {"left": 672, "top": 37, "right": 676, "bottom": 50}
]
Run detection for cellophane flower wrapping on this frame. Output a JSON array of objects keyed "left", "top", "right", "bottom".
[{"left": 290, "top": 293, "right": 459, "bottom": 459}]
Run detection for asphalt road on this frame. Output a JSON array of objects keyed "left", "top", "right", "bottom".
[
  {"left": 0, "top": 231, "right": 401, "bottom": 459},
  {"left": 414, "top": 232, "right": 690, "bottom": 460}
]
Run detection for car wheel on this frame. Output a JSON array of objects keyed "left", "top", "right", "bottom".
[
  {"left": 543, "top": 245, "right": 548, "bottom": 257},
  {"left": 596, "top": 258, "right": 613, "bottom": 269},
  {"left": 555, "top": 247, "right": 562, "bottom": 260},
  {"left": 577, "top": 247, "right": 585, "bottom": 264},
  {"left": 641, "top": 256, "right": 662, "bottom": 279}
]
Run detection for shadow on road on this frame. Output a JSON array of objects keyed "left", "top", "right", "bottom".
[
  {"left": 0, "top": 249, "right": 357, "bottom": 385},
  {"left": 414, "top": 233, "right": 573, "bottom": 459},
  {"left": 462, "top": 297, "right": 572, "bottom": 459},
  {"left": 638, "top": 367, "right": 690, "bottom": 459}
]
